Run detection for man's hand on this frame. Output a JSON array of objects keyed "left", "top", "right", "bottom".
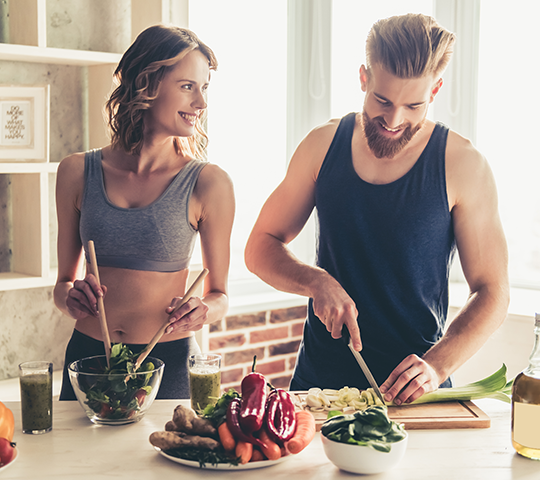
[
  {"left": 311, "top": 275, "right": 362, "bottom": 351},
  {"left": 380, "top": 354, "right": 441, "bottom": 405}
]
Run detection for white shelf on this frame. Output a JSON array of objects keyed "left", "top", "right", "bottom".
[
  {"left": 0, "top": 271, "right": 56, "bottom": 291},
  {"left": 0, "top": 0, "right": 184, "bottom": 291},
  {"left": 0, "top": 43, "right": 122, "bottom": 66},
  {"left": 0, "top": 162, "right": 59, "bottom": 173}
]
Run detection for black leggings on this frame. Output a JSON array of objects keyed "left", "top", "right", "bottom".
[{"left": 60, "top": 329, "right": 200, "bottom": 400}]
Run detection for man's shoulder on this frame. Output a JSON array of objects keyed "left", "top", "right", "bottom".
[
  {"left": 309, "top": 116, "right": 341, "bottom": 139},
  {"left": 444, "top": 127, "right": 493, "bottom": 200},
  {"left": 303, "top": 114, "right": 357, "bottom": 151},
  {"left": 444, "top": 127, "right": 485, "bottom": 167},
  {"left": 444, "top": 126, "right": 479, "bottom": 153}
]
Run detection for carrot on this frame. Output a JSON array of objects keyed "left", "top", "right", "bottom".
[
  {"left": 218, "top": 421, "right": 236, "bottom": 452},
  {"left": 250, "top": 447, "right": 265, "bottom": 462},
  {"left": 235, "top": 440, "right": 253, "bottom": 464},
  {"left": 257, "top": 427, "right": 282, "bottom": 460},
  {"left": 284, "top": 410, "right": 316, "bottom": 454}
]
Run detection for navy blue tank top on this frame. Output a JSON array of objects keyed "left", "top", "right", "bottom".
[{"left": 292, "top": 113, "right": 456, "bottom": 390}]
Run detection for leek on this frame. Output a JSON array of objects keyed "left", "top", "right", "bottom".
[{"left": 407, "top": 364, "right": 511, "bottom": 405}]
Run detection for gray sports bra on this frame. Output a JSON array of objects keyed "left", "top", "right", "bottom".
[{"left": 79, "top": 149, "right": 207, "bottom": 272}]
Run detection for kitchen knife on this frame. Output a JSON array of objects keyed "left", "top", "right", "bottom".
[{"left": 341, "top": 326, "right": 386, "bottom": 405}]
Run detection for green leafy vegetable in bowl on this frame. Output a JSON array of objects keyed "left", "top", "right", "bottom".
[
  {"left": 68, "top": 343, "right": 164, "bottom": 424},
  {"left": 84, "top": 344, "right": 155, "bottom": 419},
  {"left": 321, "top": 406, "right": 406, "bottom": 453}
]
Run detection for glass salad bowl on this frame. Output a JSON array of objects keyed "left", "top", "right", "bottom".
[{"left": 68, "top": 354, "right": 164, "bottom": 425}]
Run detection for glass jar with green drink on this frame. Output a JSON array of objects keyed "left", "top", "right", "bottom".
[
  {"left": 188, "top": 353, "right": 221, "bottom": 411},
  {"left": 19, "top": 361, "right": 53, "bottom": 434}
]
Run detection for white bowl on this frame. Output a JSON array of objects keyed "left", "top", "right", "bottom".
[{"left": 321, "top": 431, "right": 408, "bottom": 474}]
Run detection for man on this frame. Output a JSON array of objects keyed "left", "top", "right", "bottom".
[{"left": 245, "top": 14, "right": 509, "bottom": 405}]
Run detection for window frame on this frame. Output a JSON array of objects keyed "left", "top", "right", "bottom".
[{"left": 198, "top": 0, "right": 535, "bottom": 317}]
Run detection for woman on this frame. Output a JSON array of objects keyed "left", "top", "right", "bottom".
[{"left": 54, "top": 25, "right": 234, "bottom": 400}]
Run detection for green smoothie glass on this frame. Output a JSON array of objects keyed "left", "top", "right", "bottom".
[
  {"left": 188, "top": 353, "right": 221, "bottom": 411},
  {"left": 19, "top": 361, "right": 53, "bottom": 434}
]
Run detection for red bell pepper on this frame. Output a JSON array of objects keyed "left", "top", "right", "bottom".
[
  {"left": 226, "top": 397, "right": 266, "bottom": 449},
  {"left": 239, "top": 356, "right": 267, "bottom": 433},
  {"left": 265, "top": 388, "right": 297, "bottom": 444}
]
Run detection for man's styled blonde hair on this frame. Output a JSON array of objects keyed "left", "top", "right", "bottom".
[{"left": 366, "top": 13, "right": 455, "bottom": 78}]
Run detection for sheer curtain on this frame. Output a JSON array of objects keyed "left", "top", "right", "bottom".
[
  {"left": 188, "top": 1, "right": 288, "bottom": 284},
  {"left": 476, "top": 0, "right": 540, "bottom": 288},
  {"left": 330, "top": 0, "right": 433, "bottom": 118}
]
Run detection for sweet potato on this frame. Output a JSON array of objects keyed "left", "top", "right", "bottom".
[
  {"left": 149, "top": 431, "right": 220, "bottom": 451},
  {"left": 171, "top": 405, "right": 216, "bottom": 436}
]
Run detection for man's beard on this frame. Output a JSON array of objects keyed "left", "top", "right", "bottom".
[{"left": 362, "top": 111, "right": 424, "bottom": 159}]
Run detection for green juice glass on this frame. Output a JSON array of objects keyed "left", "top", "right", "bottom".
[
  {"left": 188, "top": 353, "right": 221, "bottom": 412},
  {"left": 19, "top": 361, "right": 53, "bottom": 434}
]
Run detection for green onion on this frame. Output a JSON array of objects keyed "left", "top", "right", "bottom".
[{"left": 408, "top": 364, "right": 511, "bottom": 405}]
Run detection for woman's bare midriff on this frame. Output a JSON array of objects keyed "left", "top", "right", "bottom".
[{"left": 74, "top": 266, "right": 192, "bottom": 344}]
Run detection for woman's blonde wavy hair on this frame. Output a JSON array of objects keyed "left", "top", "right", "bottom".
[
  {"left": 366, "top": 14, "right": 455, "bottom": 79},
  {"left": 106, "top": 24, "right": 217, "bottom": 158}
]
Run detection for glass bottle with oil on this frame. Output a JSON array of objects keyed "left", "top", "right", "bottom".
[{"left": 512, "top": 312, "right": 540, "bottom": 459}]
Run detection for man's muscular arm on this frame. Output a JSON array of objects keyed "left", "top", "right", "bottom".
[
  {"left": 245, "top": 120, "right": 362, "bottom": 350},
  {"left": 381, "top": 132, "right": 509, "bottom": 405}
]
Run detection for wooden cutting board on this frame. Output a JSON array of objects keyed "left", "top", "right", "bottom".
[
  {"left": 385, "top": 400, "right": 490, "bottom": 430},
  {"left": 296, "top": 396, "right": 490, "bottom": 430}
]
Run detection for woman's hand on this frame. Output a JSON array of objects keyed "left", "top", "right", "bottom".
[
  {"left": 65, "top": 274, "right": 107, "bottom": 320},
  {"left": 165, "top": 296, "right": 209, "bottom": 334}
]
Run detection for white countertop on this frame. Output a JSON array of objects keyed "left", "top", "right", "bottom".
[{"left": 2, "top": 399, "right": 540, "bottom": 479}]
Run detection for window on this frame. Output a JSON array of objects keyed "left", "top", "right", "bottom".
[
  {"left": 189, "top": 1, "right": 288, "bottom": 288},
  {"left": 189, "top": 1, "right": 537, "bottom": 313},
  {"left": 476, "top": 0, "right": 540, "bottom": 289},
  {"left": 189, "top": 1, "right": 436, "bottom": 301},
  {"left": 331, "top": 0, "right": 433, "bottom": 118}
]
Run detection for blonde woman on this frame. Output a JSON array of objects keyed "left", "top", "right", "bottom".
[{"left": 54, "top": 25, "right": 234, "bottom": 400}]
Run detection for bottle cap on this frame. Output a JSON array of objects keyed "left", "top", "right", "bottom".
[{"left": 535, "top": 312, "right": 540, "bottom": 326}]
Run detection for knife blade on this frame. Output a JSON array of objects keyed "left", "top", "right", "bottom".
[
  {"left": 347, "top": 344, "right": 386, "bottom": 405},
  {"left": 341, "top": 326, "right": 386, "bottom": 405}
]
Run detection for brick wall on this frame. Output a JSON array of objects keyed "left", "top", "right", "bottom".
[{"left": 209, "top": 305, "right": 307, "bottom": 392}]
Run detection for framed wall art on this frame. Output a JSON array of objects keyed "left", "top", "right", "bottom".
[{"left": 0, "top": 85, "right": 49, "bottom": 162}]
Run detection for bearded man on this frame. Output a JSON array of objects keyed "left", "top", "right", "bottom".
[{"left": 245, "top": 14, "right": 509, "bottom": 404}]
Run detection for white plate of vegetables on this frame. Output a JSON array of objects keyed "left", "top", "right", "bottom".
[{"left": 155, "top": 446, "right": 291, "bottom": 470}]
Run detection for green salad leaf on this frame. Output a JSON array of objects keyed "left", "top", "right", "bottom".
[
  {"left": 201, "top": 388, "right": 240, "bottom": 426},
  {"left": 82, "top": 343, "right": 155, "bottom": 420},
  {"left": 321, "top": 406, "right": 406, "bottom": 453}
]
